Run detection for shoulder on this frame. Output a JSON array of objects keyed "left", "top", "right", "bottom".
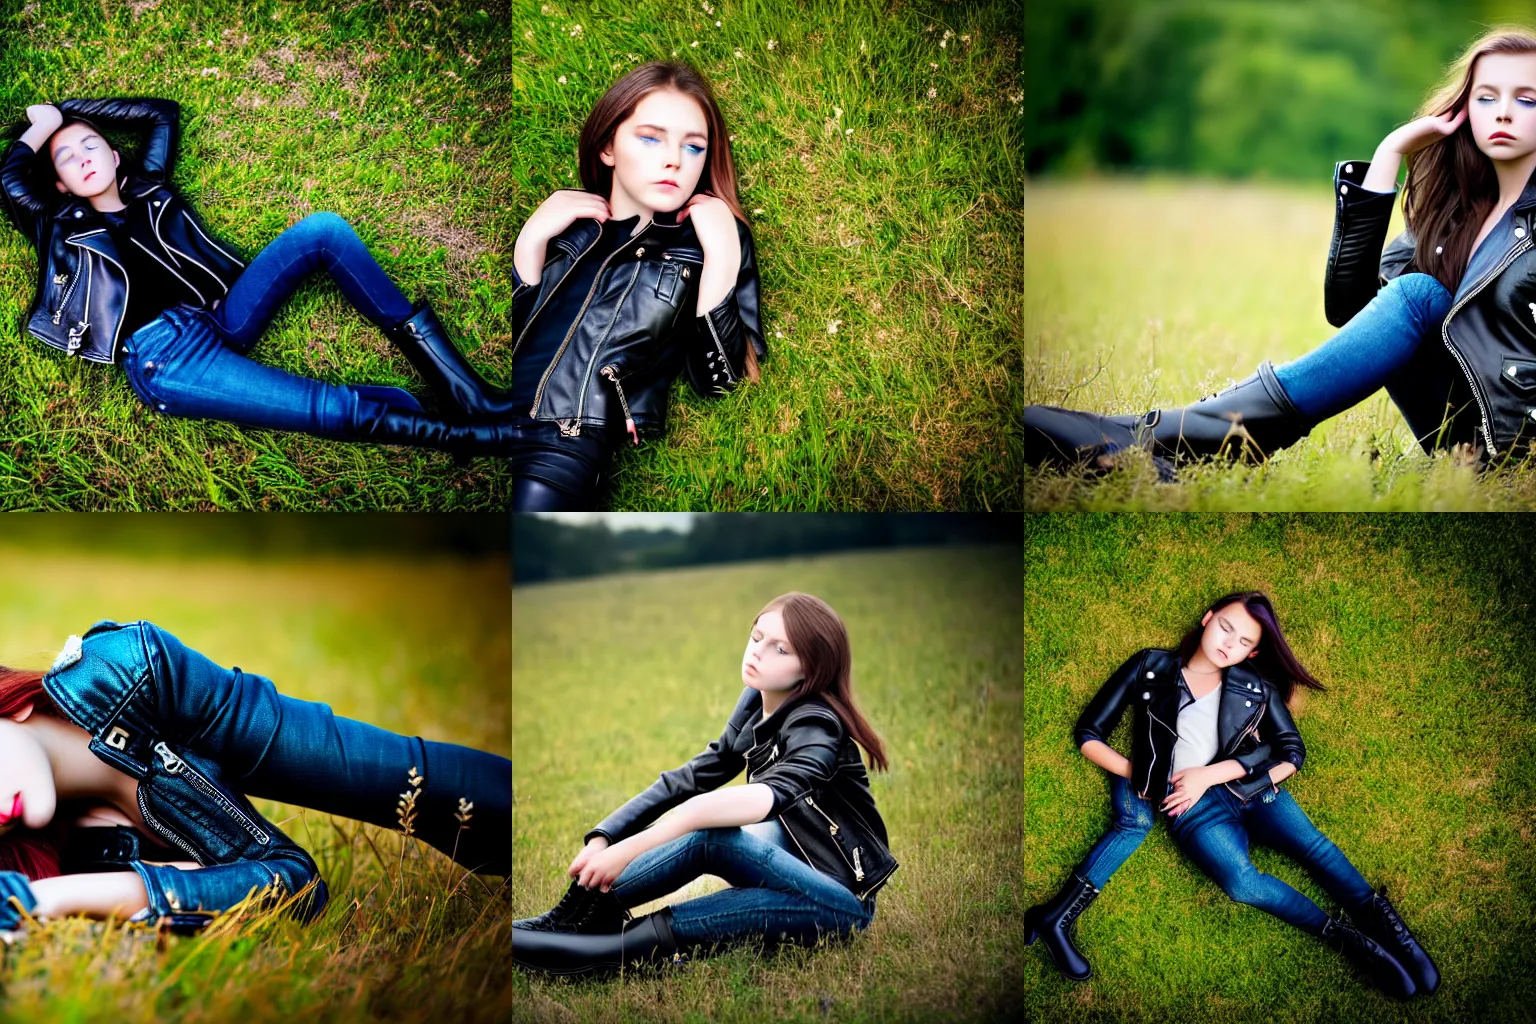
[
  {"left": 726, "top": 686, "right": 762, "bottom": 726},
  {"left": 1226, "top": 659, "right": 1271, "bottom": 694},
  {"left": 784, "top": 698, "right": 843, "bottom": 736}
]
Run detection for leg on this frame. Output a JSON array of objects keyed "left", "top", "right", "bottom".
[
  {"left": 1076, "top": 773, "right": 1157, "bottom": 889},
  {"left": 1271, "top": 272, "right": 1454, "bottom": 422},
  {"left": 150, "top": 623, "right": 509, "bottom": 875},
  {"left": 1241, "top": 790, "right": 1375, "bottom": 914},
  {"left": 609, "top": 827, "right": 873, "bottom": 950},
  {"left": 214, "top": 211, "right": 415, "bottom": 352},
  {"left": 512, "top": 476, "right": 585, "bottom": 511}
]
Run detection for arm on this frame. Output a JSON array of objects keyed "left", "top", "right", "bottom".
[
  {"left": 30, "top": 871, "right": 151, "bottom": 920},
  {"left": 1072, "top": 649, "right": 1149, "bottom": 750},
  {"left": 1323, "top": 157, "right": 1401, "bottom": 327},
  {"left": 2, "top": 105, "right": 64, "bottom": 240},
  {"left": 575, "top": 784, "right": 776, "bottom": 891},
  {"left": 54, "top": 97, "right": 179, "bottom": 182},
  {"left": 681, "top": 217, "right": 765, "bottom": 398},
  {"left": 1079, "top": 738, "right": 1132, "bottom": 779}
]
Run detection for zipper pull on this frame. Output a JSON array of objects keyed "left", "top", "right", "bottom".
[
  {"left": 153, "top": 741, "right": 185, "bottom": 774},
  {"left": 853, "top": 848, "right": 864, "bottom": 881},
  {"left": 771, "top": 744, "right": 779, "bottom": 760}
]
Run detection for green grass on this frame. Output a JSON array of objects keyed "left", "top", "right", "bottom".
[
  {"left": 1025, "top": 177, "right": 1536, "bottom": 509},
  {"left": 512, "top": 0, "right": 1024, "bottom": 509},
  {"left": 1024, "top": 513, "right": 1536, "bottom": 1022},
  {"left": 0, "top": 543, "right": 511, "bottom": 1021},
  {"left": 0, "top": 0, "right": 514, "bottom": 508},
  {"left": 513, "top": 545, "right": 1022, "bottom": 1022}
]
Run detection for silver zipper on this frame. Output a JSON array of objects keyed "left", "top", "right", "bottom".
[
  {"left": 805, "top": 795, "right": 839, "bottom": 835},
  {"left": 154, "top": 740, "right": 271, "bottom": 844},
  {"left": 530, "top": 241, "right": 634, "bottom": 418},
  {"left": 513, "top": 236, "right": 601, "bottom": 361},
  {"left": 804, "top": 795, "right": 859, "bottom": 876},
  {"left": 64, "top": 233, "right": 130, "bottom": 360},
  {"left": 600, "top": 366, "right": 635, "bottom": 435},
  {"left": 852, "top": 847, "right": 863, "bottom": 882},
  {"left": 575, "top": 258, "right": 646, "bottom": 424},
  {"left": 137, "top": 785, "right": 205, "bottom": 864},
  {"left": 704, "top": 309, "right": 736, "bottom": 387},
  {"left": 748, "top": 742, "right": 780, "bottom": 782},
  {"left": 51, "top": 265, "right": 83, "bottom": 324},
  {"left": 65, "top": 253, "right": 95, "bottom": 353},
  {"left": 1442, "top": 234, "right": 1533, "bottom": 455}
]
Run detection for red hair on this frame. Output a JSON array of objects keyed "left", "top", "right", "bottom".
[{"left": 0, "top": 668, "right": 64, "bottom": 880}]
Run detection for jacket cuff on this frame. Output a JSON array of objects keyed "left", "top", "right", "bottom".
[
  {"left": 1335, "top": 159, "right": 1399, "bottom": 204},
  {"left": 696, "top": 292, "right": 746, "bottom": 392},
  {"left": 1232, "top": 743, "right": 1274, "bottom": 775}
]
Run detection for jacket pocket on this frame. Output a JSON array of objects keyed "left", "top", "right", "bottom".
[{"left": 1500, "top": 357, "right": 1536, "bottom": 390}]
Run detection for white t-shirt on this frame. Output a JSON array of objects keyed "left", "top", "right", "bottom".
[{"left": 1171, "top": 683, "right": 1222, "bottom": 775}]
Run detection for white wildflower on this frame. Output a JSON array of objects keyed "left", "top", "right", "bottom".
[
  {"left": 845, "top": 128, "right": 853, "bottom": 136},
  {"left": 927, "top": 87, "right": 936, "bottom": 99},
  {"left": 827, "top": 320, "right": 842, "bottom": 334},
  {"left": 690, "top": 40, "right": 699, "bottom": 47},
  {"left": 715, "top": 20, "right": 721, "bottom": 27},
  {"left": 940, "top": 39, "right": 947, "bottom": 48},
  {"left": 833, "top": 106, "right": 842, "bottom": 119},
  {"left": 766, "top": 39, "right": 776, "bottom": 50},
  {"left": 961, "top": 34, "right": 970, "bottom": 43},
  {"left": 753, "top": 208, "right": 765, "bottom": 214},
  {"left": 734, "top": 49, "right": 743, "bottom": 58},
  {"left": 942, "top": 29, "right": 953, "bottom": 40},
  {"left": 930, "top": 62, "right": 938, "bottom": 69},
  {"left": 558, "top": 75, "right": 567, "bottom": 83},
  {"left": 200, "top": 67, "right": 219, "bottom": 76},
  {"left": 775, "top": 330, "right": 783, "bottom": 338}
]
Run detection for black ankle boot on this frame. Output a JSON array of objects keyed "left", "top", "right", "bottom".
[
  {"left": 384, "top": 301, "right": 517, "bottom": 422},
  {"left": 513, "top": 879, "right": 630, "bottom": 934},
  {"left": 1023, "top": 870, "right": 1100, "bottom": 981},
  {"left": 1319, "top": 912, "right": 1418, "bottom": 1000},
  {"left": 1025, "top": 360, "right": 1315, "bottom": 475},
  {"left": 512, "top": 906, "right": 682, "bottom": 977},
  {"left": 1348, "top": 888, "right": 1439, "bottom": 996}
]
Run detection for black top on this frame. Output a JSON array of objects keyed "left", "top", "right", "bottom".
[
  {"left": 100, "top": 204, "right": 201, "bottom": 339},
  {"left": 512, "top": 212, "right": 644, "bottom": 421}
]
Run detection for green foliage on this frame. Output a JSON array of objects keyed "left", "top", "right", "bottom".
[
  {"left": 0, "top": 543, "right": 511, "bottom": 1022},
  {"left": 1025, "top": 513, "right": 1536, "bottom": 1021},
  {"left": 0, "top": 0, "right": 513, "bottom": 508},
  {"left": 514, "top": 545, "right": 1022, "bottom": 1022},
  {"left": 512, "top": 0, "right": 1023, "bottom": 508}
]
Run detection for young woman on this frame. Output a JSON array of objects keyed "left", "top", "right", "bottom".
[
  {"left": 1025, "top": 592, "right": 1440, "bottom": 1001},
  {"left": 511, "top": 593, "right": 895, "bottom": 977},
  {"left": 1025, "top": 28, "right": 1536, "bottom": 478},
  {"left": 0, "top": 619, "right": 509, "bottom": 933},
  {"left": 510, "top": 60, "right": 766, "bottom": 510},
  {"left": 1, "top": 98, "right": 516, "bottom": 458}
]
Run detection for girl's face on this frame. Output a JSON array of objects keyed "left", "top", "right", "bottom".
[
  {"left": 1467, "top": 51, "right": 1536, "bottom": 164},
  {"left": 600, "top": 88, "right": 710, "bottom": 218},
  {"left": 48, "top": 122, "right": 121, "bottom": 199},
  {"left": 0, "top": 707, "right": 56, "bottom": 837},
  {"left": 742, "top": 609, "right": 805, "bottom": 695},
  {"left": 1196, "top": 603, "right": 1262, "bottom": 669}
]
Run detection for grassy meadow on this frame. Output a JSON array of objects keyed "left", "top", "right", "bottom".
[
  {"left": 1025, "top": 177, "right": 1536, "bottom": 509},
  {"left": 0, "top": 0, "right": 513, "bottom": 508},
  {"left": 1025, "top": 514, "right": 1536, "bottom": 1022},
  {"left": 0, "top": 545, "right": 511, "bottom": 1022},
  {"left": 513, "top": 0, "right": 1024, "bottom": 509},
  {"left": 513, "top": 545, "right": 1023, "bottom": 1022}
]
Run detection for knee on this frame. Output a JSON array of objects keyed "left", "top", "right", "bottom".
[
  {"left": 300, "top": 210, "right": 354, "bottom": 239},
  {"left": 1117, "top": 803, "right": 1155, "bottom": 836},
  {"left": 1390, "top": 271, "right": 1451, "bottom": 315},
  {"left": 1220, "top": 869, "right": 1268, "bottom": 907}
]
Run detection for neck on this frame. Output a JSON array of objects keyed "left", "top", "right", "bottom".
[
  {"left": 1185, "top": 649, "right": 1223, "bottom": 676},
  {"left": 28, "top": 714, "right": 138, "bottom": 809},
  {"left": 606, "top": 185, "right": 653, "bottom": 237},
  {"left": 760, "top": 688, "right": 792, "bottom": 719},
  {"left": 86, "top": 181, "right": 128, "bottom": 214},
  {"left": 1493, "top": 148, "right": 1536, "bottom": 211}
]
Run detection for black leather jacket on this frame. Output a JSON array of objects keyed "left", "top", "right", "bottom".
[
  {"left": 585, "top": 687, "right": 897, "bottom": 902},
  {"left": 1325, "top": 158, "right": 1536, "bottom": 460},
  {"left": 1073, "top": 648, "right": 1306, "bottom": 806},
  {"left": 511, "top": 199, "right": 765, "bottom": 439},
  {"left": 1, "top": 97, "right": 246, "bottom": 364}
]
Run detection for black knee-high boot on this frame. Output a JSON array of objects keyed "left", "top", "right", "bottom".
[
  {"left": 512, "top": 906, "right": 681, "bottom": 977},
  {"left": 1024, "top": 870, "right": 1100, "bottom": 981}
]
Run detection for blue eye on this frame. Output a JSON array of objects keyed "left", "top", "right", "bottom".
[{"left": 686, "top": 144, "right": 705, "bottom": 155}]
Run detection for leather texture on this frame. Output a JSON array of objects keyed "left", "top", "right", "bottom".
[
  {"left": 1073, "top": 648, "right": 1305, "bottom": 806},
  {"left": 1323, "top": 157, "right": 1536, "bottom": 460},
  {"left": 1, "top": 98, "right": 246, "bottom": 364},
  {"left": 584, "top": 687, "right": 898, "bottom": 901},
  {"left": 512, "top": 906, "right": 679, "bottom": 976},
  {"left": 1023, "top": 870, "right": 1100, "bottom": 981},
  {"left": 511, "top": 197, "right": 765, "bottom": 439}
]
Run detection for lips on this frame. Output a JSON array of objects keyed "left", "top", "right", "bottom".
[
  {"left": 83, "top": 170, "right": 96, "bottom": 181},
  {"left": 1491, "top": 133, "right": 1515, "bottom": 141},
  {"left": 656, "top": 181, "right": 678, "bottom": 189},
  {"left": 0, "top": 794, "right": 22, "bottom": 826}
]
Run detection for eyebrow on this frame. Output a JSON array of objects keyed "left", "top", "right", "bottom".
[
  {"left": 1219, "top": 614, "right": 1257, "bottom": 644},
  {"left": 634, "top": 123, "right": 708, "bottom": 142},
  {"left": 53, "top": 134, "right": 100, "bottom": 159}
]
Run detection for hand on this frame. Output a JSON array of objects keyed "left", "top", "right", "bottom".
[
  {"left": 1384, "top": 106, "right": 1467, "bottom": 157},
  {"left": 677, "top": 190, "right": 739, "bottom": 259},
  {"left": 25, "top": 104, "right": 62, "bottom": 131},
  {"left": 1161, "top": 766, "right": 1215, "bottom": 817},
  {"left": 0, "top": 871, "right": 37, "bottom": 930},
  {"left": 566, "top": 835, "right": 610, "bottom": 879},
  {"left": 573, "top": 839, "right": 634, "bottom": 893},
  {"left": 518, "top": 189, "right": 612, "bottom": 252}
]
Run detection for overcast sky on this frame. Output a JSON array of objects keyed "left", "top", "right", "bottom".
[{"left": 528, "top": 513, "right": 696, "bottom": 532}]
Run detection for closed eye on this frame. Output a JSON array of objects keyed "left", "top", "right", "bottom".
[
  {"left": 639, "top": 135, "right": 706, "bottom": 155},
  {"left": 1477, "top": 96, "right": 1536, "bottom": 105}
]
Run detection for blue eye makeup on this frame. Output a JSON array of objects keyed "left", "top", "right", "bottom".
[{"left": 639, "top": 135, "right": 706, "bottom": 155}]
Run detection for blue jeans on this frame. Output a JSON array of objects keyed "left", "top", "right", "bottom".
[
  {"left": 1271, "top": 272, "right": 1480, "bottom": 451},
  {"left": 608, "top": 822, "right": 875, "bottom": 952},
  {"left": 1076, "top": 773, "right": 1157, "bottom": 890},
  {"left": 119, "top": 212, "right": 424, "bottom": 438},
  {"left": 1166, "top": 783, "right": 1375, "bottom": 935}
]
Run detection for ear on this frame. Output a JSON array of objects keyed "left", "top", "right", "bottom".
[
  {"left": 599, "top": 140, "right": 615, "bottom": 168},
  {"left": 9, "top": 701, "right": 35, "bottom": 723},
  {"left": 1247, "top": 650, "right": 1259, "bottom": 660},
  {"left": 113, "top": 149, "right": 120, "bottom": 168},
  {"left": 1200, "top": 610, "right": 1213, "bottom": 627},
  {"left": 55, "top": 180, "right": 68, "bottom": 193}
]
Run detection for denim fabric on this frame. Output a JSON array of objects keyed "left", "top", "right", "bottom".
[
  {"left": 609, "top": 826, "right": 874, "bottom": 951},
  {"left": 118, "top": 212, "right": 425, "bottom": 438},
  {"left": 42, "top": 620, "right": 509, "bottom": 925},
  {"left": 1167, "top": 783, "right": 1374, "bottom": 935},
  {"left": 1077, "top": 773, "right": 1157, "bottom": 890},
  {"left": 1271, "top": 273, "right": 1480, "bottom": 450}
]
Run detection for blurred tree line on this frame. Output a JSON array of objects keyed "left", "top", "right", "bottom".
[
  {"left": 1026, "top": 0, "right": 1532, "bottom": 180},
  {"left": 513, "top": 514, "right": 1022, "bottom": 583}
]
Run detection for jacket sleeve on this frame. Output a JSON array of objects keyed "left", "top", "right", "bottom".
[
  {"left": 1072, "top": 648, "right": 1151, "bottom": 749},
  {"left": 1, "top": 139, "right": 46, "bottom": 244},
  {"left": 129, "top": 843, "right": 328, "bottom": 924},
  {"left": 1230, "top": 692, "right": 1306, "bottom": 789},
  {"left": 751, "top": 705, "right": 842, "bottom": 818},
  {"left": 583, "top": 687, "right": 754, "bottom": 844},
  {"left": 55, "top": 97, "right": 180, "bottom": 184},
  {"left": 1324, "top": 158, "right": 1402, "bottom": 328},
  {"left": 681, "top": 216, "right": 766, "bottom": 399}
]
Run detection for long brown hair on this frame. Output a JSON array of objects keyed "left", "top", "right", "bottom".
[
  {"left": 0, "top": 668, "right": 64, "bottom": 880},
  {"left": 577, "top": 60, "right": 759, "bottom": 381},
  {"left": 1403, "top": 26, "right": 1536, "bottom": 294},
  {"left": 757, "top": 593, "right": 889, "bottom": 772}
]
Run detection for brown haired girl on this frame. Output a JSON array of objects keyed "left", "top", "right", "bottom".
[
  {"left": 510, "top": 60, "right": 766, "bottom": 510},
  {"left": 1025, "top": 26, "right": 1536, "bottom": 477},
  {"left": 512, "top": 592, "right": 896, "bottom": 977}
]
